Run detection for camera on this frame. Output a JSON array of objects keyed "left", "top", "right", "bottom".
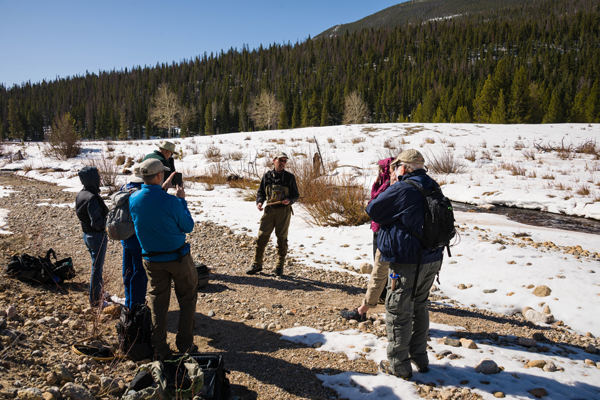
[{"left": 171, "top": 172, "right": 183, "bottom": 186}]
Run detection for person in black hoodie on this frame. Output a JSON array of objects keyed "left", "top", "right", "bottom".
[{"left": 75, "top": 166, "right": 109, "bottom": 307}]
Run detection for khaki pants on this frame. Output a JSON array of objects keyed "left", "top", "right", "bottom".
[
  {"left": 362, "top": 248, "right": 390, "bottom": 308},
  {"left": 142, "top": 252, "right": 198, "bottom": 356},
  {"left": 385, "top": 259, "right": 442, "bottom": 376},
  {"left": 253, "top": 206, "right": 292, "bottom": 266}
]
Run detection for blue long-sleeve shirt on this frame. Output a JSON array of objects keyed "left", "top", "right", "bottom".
[{"left": 129, "top": 184, "right": 194, "bottom": 262}]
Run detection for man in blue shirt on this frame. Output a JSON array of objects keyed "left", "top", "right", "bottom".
[{"left": 129, "top": 159, "right": 198, "bottom": 358}]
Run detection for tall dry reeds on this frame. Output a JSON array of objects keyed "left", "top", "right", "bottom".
[{"left": 287, "top": 157, "right": 369, "bottom": 227}]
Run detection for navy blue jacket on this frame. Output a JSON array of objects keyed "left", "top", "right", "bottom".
[{"left": 366, "top": 169, "right": 444, "bottom": 264}]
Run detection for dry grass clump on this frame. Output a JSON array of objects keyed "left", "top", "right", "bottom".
[
  {"left": 427, "top": 149, "right": 467, "bottom": 174},
  {"left": 225, "top": 151, "right": 243, "bottom": 161},
  {"left": 464, "top": 149, "right": 477, "bottom": 162},
  {"left": 351, "top": 137, "right": 366, "bottom": 144},
  {"left": 514, "top": 141, "right": 525, "bottom": 150},
  {"left": 327, "top": 137, "right": 335, "bottom": 144},
  {"left": 203, "top": 145, "right": 221, "bottom": 162},
  {"left": 287, "top": 158, "right": 369, "bottom": 227},
  {"left": 105, "top": 141, "right": 116, "bottom": 152},
  {"left": 523, "top": 149, "right": 536, "bottom": 160},
  {"left": 575, "top": 184, "right": 590, "bottom": 196},
  {"left": 542, "top": 173, "right": 555, "bottom": 180},
  {"left": 114, "top": 154, "right": 126, "bottom": 166},
  {"left": 575, "top": 139, "right": 599, "bottom": 157},
  {"left": 480, "top": 150, "right": 493, "bottom": 160},
  {"left": 423, "top": 137, "right": 436, "bottom": 145},
  {"left": 383, "top": 139, "right": 397, "bottom": 149},
  {"left": 554, "top": 182, "right": 571, "bottom": 191}
]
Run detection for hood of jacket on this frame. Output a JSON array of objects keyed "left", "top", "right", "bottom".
[{"left": 78, "top": 166, "right": 101, "bottom": 194}]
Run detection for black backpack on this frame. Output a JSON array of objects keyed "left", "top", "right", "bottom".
[
  {"left": 405, "top": 179, "right": 456, "bottom": 251},
  {"left": 116, "top": 303, "right": 154, "bottom": 361},
  {"left": 404, "top": 179, "right": 456, "bottom": 299},
  {"left": 5, "top": 249, "right": 76, "bottom": 285}
]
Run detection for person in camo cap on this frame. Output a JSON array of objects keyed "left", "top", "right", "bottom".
[
  {"left": 246, "top": 152, "right": 300, "bottom": 277},
  {"left": 366, "top": 149, "right": 444, "bottom": 380}
]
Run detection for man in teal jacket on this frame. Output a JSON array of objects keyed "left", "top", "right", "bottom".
[{"left": 129, "top": 158, "right": 198, "bottom": 359}]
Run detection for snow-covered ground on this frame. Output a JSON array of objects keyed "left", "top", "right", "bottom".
[{"left": 1, "top": 123, "right": 599, "bottom": 399}]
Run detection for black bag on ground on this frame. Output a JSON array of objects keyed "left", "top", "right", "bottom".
[
  {"left": 4, "top": 248, "right": 76, "bottom": 285},
  {"left": 195, "top": 263, "right": 210, "bottom": 289},
  {"left": 116, "top": 303, "right": 154, "bottom": 361},
  {"left": 187, "top": 354, "right": 230, "bottom": 400}
]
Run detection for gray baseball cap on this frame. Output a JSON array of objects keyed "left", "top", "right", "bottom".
[
  {"left": 139, "top": 159, "right": 170, "bottom": 176},
  {"left": 274, "top": 152, "right": 288, "bottom": 159}
]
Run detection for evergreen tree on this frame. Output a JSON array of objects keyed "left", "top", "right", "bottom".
[
  {"left": 145, "top": 117, "right": 153, "bottom": 139},
  {"left": 204, "top": 104, "right": 214, "bottom": 134},
  {"left": 490, "top": 90, "right": 508, "bottom": 124},
  {"left": 585, "top": 79, "right": 600, "bottom": 123},
  {"left": 509, "top": 67, "right": 532, "bottom": 123},
  {"left": 454, "top": 106, "right": 471, "bottom": 123},
  {"left": 119, "top": 110, "right": 128, "bottom": 140},
  {"left": 570, "top": 84, "right": 589, "bottom": 123},
  {"left": 278, "top": 107, "right": 288, "bottom": 130},
  {"left": 432, "top": 107, "right": 445, "bottom": 123},
  {"left": 291, "top": 101, "right": 301, "bottom": 128},
  {"left": 543, "top": 88, "right": 564, "bottom": 123},
  {"left": 7, "top": 99, "right": 24, "bottom": 140},
  {"left": 474, "top": 74, "right": 497, "bottom": 123},
  {"left": 309, "top": 91, "right": 321, "bottom": 127},
  {"left": 301, "top": 98, "right": 310, "bottom": 127},
  {"left": 412, "top": 103, "right": 424, "bottom": 123}
]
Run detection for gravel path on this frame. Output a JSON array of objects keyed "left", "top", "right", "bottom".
[{"left": 0, "top": 175, "right": 597, "bottom": 399}]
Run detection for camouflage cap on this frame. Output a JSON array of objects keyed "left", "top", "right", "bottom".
[{"left": 392, "top": 149, "right": 425, "bottom": 165}]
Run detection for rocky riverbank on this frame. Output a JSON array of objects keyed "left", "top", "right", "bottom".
[{"left": 0, "top": 175, "right": 599, "bottom": 400}]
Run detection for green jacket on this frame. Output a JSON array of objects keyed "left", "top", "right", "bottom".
[{"left": 143, "top": 150, "right": 174, "bottom": 182}]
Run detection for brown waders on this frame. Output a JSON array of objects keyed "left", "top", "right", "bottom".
[{"left": 253, "top": 205, "right": 292, "bottom": 268}]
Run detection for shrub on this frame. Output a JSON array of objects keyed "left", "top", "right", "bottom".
[
  {"left": 523, "top": 149, "right": 536, "bottom": 160},
  {"left": 82, "top": 152, "right": 121, "bottom": 188},
  {"left": 47, "top": 113, "right": 81, "bottom": 160},
  {"left": 575, "top": 139, "right": 599, "bottom": 158},
  {"left": 464, "top": 149, "right": 476, "bottom": 162},
  {"left": 327, "top": 137, "right": 335, "bottom": 144},
  {"left": 287, "top": 157, "right": 369, "bottom": 227},
  {"left": 351, "top": 136, "right": 365, "bottom": 144},
  {"left": 424, "top": 137, "right": 435, "bottom": 144},
  {"left": 427, "top": 149, "right": 467, "bottom": 174},
  {"left": 576, "top": 184, "right": 590, "bottom": 196},
  {"left": 115, "top": 154, "right": 126, "bottom": 165},
  {"left": 203, "top": 145, "right": 221, "bottom": 162}
]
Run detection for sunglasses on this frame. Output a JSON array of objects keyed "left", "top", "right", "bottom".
[{"left": 277, "top": 159, "right": 288, "bottom": 163}]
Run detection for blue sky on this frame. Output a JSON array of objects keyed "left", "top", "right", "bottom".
[{"left": 0, "top": 0, "right": 402, "bottom": 88}]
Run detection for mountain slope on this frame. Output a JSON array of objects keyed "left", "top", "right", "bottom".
[{"left": 317, "top": 0, "right": 541, "bottom": 37}]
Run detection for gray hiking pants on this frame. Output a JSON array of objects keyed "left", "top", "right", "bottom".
[{"left": 385, "top": 259, "right": 442, "bottom": 376}]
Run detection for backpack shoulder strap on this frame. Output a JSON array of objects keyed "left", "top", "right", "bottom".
[{"left": 405, "top": 178, "right": 436, "bottom": 197}]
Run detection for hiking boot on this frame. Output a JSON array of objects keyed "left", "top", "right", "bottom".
[
  {"left": 340, "top": 308, "right": 367, "bottom": 322},
  {"left": 411, "top": 359, "right": 429, "bottom": 373},
  {"left": 246, "top": 263, "right": 263, "bottom": 275},
  {"left": 275, "top": 265, "right": 284, "bottom": 276},
  {"left": 379, "top": 360, "right": 412, "bottom": 380}
]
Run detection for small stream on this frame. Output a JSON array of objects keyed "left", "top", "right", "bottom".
[{"left": 452, "top": 201, "right": 600, "bottom": 235}]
